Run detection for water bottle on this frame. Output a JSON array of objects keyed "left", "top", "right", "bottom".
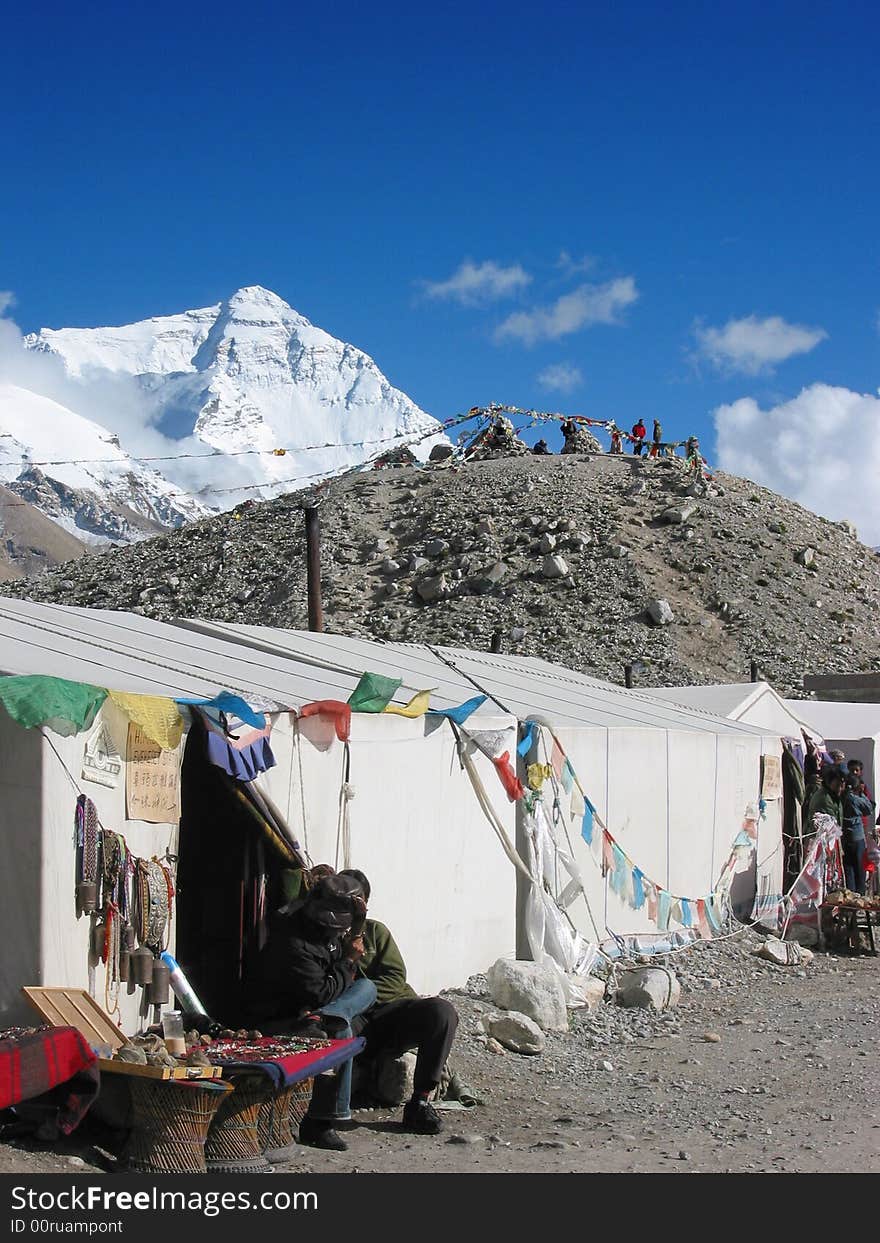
[{"left": 160, "top": 951, "right": 207, "bottom": 1017}]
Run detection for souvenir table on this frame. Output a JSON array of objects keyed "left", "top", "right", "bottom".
[
  {"left": 821, "top": 892, "right": 878, "bottom": 955},
  {"left": 0, "top": 1025, "right": 99, "bottom": 1134},
  {"left": 203, "top": 1035, "right": 365, "bottom": 1172}
]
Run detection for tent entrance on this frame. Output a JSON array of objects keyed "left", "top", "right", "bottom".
[{"left": 175, "top": 721, "right": 303, "bottom": 1027}]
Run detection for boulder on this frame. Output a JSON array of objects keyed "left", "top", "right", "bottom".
[
  {"left": 372, "top": 1051, "right": 417, "bottom": 1104},
  {"left": 838, "top": 518, "right": 858, "bottom": 538},
  {"left": 486, "top": 959, "right": 568, "bottom": 1031},
  {"left": 468, "top": 563, "right": 507, "bottom": 594},
  {"left": 425, "top": 538, "right": 450, "bottom": 559},
  {"left": 542, "top": 554, "right": 570, "bottom": 580},
  {"left": 379, "top": 558, "right": 401, "bottom": 576},
  {"left": 608, "top": 544, "right": 629, "bottom": 559},
  {"left": 646, "top": 598, "right": 675, "bottom": 626},
  {"left": 485, "top": 1011, "right": 545, "bottom": 1055},
  {"left": 660, "top": 502, "right": 697, "bottom": 524},
  {"left": 569, "top": 975, "right": 606, "bottom": 1010},
  {"left": 428, "top": 443, "right": 454, "bottom": 462},
  {"left": 416, "top": 574, "right": 448, "bottom": 603},
  {"left": 795, "top": 547, "right": 816, "bottom": 567},
  {"left": 615, "top": 967, "right": 681, "bottom": 1010},
  {"left": 539, "top": 533, "right": 557, "bottom": 554},
  {"left": 753, "top": 937, "right": 814, "bottom": 966}
]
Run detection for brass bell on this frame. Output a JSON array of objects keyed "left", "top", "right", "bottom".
[{"left": 131, "top": 946, "right": 154, "bottom": 986}]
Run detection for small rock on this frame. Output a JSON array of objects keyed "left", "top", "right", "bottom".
[
  {"left": 539, "top": 533, "right": 557, "bottom": 554},
  {"left": 795, "top": 547, "right": 816, "bottom": 567},
  {"left": 425, "top": 538, "right": 450, "bottom": 559},
  {"left": 660, "top": 502, "right": 697, "bottom": 524},
  {"left": 702, "top": 1032, "right": 722, "bottom": 1043},
  {"left": 486, "top": 1011, "right": 545, "bottom": 1055},
  {"left": 600, "top": 1059, "right": 614, "bottom": 1072},
  {"left": 646, "top": 598, "right": 675, "bottom": 626},
  {"left": 416, "top": 574, "right": 447, "bottom": 603},
  {"left": 542, "top": 554, "right": 570, "bottom": 580},
  {"left": 447, "top": 1133, "right": 484, "bottom": 1146}
]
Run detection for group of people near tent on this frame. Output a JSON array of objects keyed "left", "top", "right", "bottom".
[
  {"left": 793, "top": 734, "right": 880, "bottom": 896},
  {"left": 240, "top": 866, "right": 459, "bottom": 1152},
  {"left": 530, "top": 418, "right": 702, "bottom": 465}
]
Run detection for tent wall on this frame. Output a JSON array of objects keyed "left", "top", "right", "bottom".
[
  {"left": 546, "top": 726, "right": 783, "bottom": 940},
  {"left": 255, "top": 712, "right": 518, "bottom": 996}
]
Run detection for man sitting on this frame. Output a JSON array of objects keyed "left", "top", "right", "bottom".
[
  {"left": 338, "top": 869, "right": 459, "bottom": 1136},
  {"left": 240, "top": 874, "right": 376, "bottom": 1151}
]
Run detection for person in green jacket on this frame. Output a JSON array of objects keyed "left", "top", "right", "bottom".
[
  {"left": 338, "top": 869, "right": 459, "bottom": 1136},
  {"left": 803, "top": 764, "right": 846, "bottom": 845}
]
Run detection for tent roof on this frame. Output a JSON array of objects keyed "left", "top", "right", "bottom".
[
  {"left": 0, "top": 598, "right": 765, "bottom": 736},
  {"left": 647, "top": 681, "right": 821, "bottom": 739},
  {"left": 787, "top": 699, "right": 880, "bottom": 743}
]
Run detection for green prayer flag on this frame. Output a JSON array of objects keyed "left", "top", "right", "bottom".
[
  {"left": 0, "top": 675, "right": 108, "bottom": 737},
  {"left": 347, "top": 671, "right": 403, "bottom": 713}
]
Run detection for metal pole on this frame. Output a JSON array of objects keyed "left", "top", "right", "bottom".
[
  {"left": 624, "top": 664, "right": 633, "bottom": 689},
  {"left": 304, "top": 505, "right": 324, "bottom": 633},
  {"left": 750, "top": 660, "right": 759, "bottom": 683},
  {"left": 490, "top": 630, "right": 503, "bottom": 654}
]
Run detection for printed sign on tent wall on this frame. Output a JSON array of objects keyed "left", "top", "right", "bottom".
[
  {"left": 125, "top": 723, "right": 181, "bottom": 823},
  {"left": 81, "top": 720, "right": 122, "bottom": 789},
  {"left": 761, "top": 755, "right": 782, "bottom": 801}
]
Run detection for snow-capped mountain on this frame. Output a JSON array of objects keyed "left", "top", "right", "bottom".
[
  {"left": 0, "top": 384, "right": 210, "bottom": 546},
  {"left": 25, "top": 286, "right": 444, "bottom": 514}
]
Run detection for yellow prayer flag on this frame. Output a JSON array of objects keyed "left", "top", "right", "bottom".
[
  {"left": 382, "top": 689, "right": 433, "bottom": 718},
  {"left": 108, "top": 691, "right": 184, "bottom": 751}
]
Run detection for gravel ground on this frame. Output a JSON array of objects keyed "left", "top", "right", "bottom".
[{"left": 3, "top": 929, "right": 878, "bottom": 1175}]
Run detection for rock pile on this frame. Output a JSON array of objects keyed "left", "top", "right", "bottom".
[{"left": 5, "top": 454, "right": 880, "bottom": 694}]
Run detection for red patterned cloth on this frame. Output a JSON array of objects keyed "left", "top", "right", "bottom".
[
  {"left": 0, "top": 1026, "right": 99, "bottom": 1134},
  {"left": 205, "top": 1035, "right": 364, "bottom": 1088}
]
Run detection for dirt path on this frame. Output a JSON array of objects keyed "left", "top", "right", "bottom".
[{"left": 2, "top": 937, "right": 878, "bottom": 1175}]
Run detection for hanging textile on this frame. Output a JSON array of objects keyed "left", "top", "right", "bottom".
[
  {"left": 0, "top": 675, "right": 106, "bottom": 736},
  {"left": 680, "top": 899, "right": 692, "bottom": 928},
  {"left": 610, "top": 843, "right": 628, "bottom": 897},
  {"left": 466, "top": 727, "right": 517, "bottom": 761},
  {"left": 204, "top": 715, "right": 276, "bottom": 783},
  {"left": 517, "top": 722, "right": 539, "bottom": 758},
  {"left": 492, "top": 752, "right": 525, "bottom": 802},
  {"left": 657, "top": 890, "right": 672, "bottom": 931},
  {"left": 347, "top": 672, "right": 402, "bottom": 713},
  {"left": 298, "top": 700, "right": 351, "bottom": 742},
  {"left": 570, "top": 787, "right": 585, "bottom": 819},
  {"left": 581, "top": 804, "right": 594, "bottom": 845},
  {"left": 107, "top": 691, "right": 183, "bottom": 751},
  {"left": 550, "top": 739, "right": 565, "bottom": 779},
  {"left": 561, "top": 759, "right": 575, "bottom": 796},
  {"left": 695, "top": 899, "right": 712, "bottom": 938},
  {"left": 426, "top": 695, "right": 487, "bottom": 725},
  {"left": 601, "top": 832, "right": 615, "bottom": 876},
  {"left": 383, "top": 689, "right": 433, "bottom": 718}
]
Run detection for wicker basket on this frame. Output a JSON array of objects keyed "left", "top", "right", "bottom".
[
  {"left": 257, "top": 1076, "right": 313, "bottom": 1159},
  {"left": 204, "top": 1073, "right": 275, "bottom": 1173},
  {"left": 123, "top": 1079, "right": 232, "bottom": 1175}
]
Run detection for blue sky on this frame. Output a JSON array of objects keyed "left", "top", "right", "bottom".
[{"left": 2, "top": 0, "right": 879, "bottom": 527}]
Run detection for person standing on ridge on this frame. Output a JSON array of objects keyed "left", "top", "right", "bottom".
[{"left": 631, "top": 419, "right": 647, "bottom": 455}]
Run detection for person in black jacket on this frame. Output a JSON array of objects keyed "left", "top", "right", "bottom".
[{"left": 241, "top": 875, "right": 377, "bottom": 1151}]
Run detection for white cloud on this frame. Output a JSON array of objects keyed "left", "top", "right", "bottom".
[
  {"left": 537, "top": 363, "right": 583, "bottom": 393},
  {"left": 422, "top": 260, "right": 531, "bottom": 305},
  {"left": 714, "top": 383, "right": 880, "bottom": 543},
  {"left": 0, "top": 292, "right": 16, "bottom": 316},
  {"left": 495, "top": 277, "right": 638, "bottom": 346},
  {"left": 695, "top": 314, "right": 827, "bottom": 375},
  {"left": 556, "top": 251, "right": 594, "bottom": 277}
]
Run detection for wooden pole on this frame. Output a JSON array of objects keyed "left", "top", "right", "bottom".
[
  {"left": 490, "top": 630, "right": 503, "bottom": 654},
  {"left": 624, "top": 664, "right": 633, "bottom": 689},
  {"left": 304, "top": 505, "right": 324, "bottom": 633},
  {"left": 750, "top": 660, "right": 759, "bottom": 683}
]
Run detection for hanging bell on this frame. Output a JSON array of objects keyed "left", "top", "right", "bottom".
[
  {"left": 90, "top": 919, "right": 105, "bottom": 960},
  {"left": 77, "top": 881, "right": 97, "bottom": 915},
  {"left": 118, "top": 949, "right": 131, "bottom": 983},
  {"left": 146, "top": 960, "right": 170, "bottom": 1006},
  {"left": 131, "top": 946, "right": 154, "bottom": 986}
]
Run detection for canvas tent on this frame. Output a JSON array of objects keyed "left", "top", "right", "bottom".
[
  {"left": 0, "top": 598, "right": 783, "bottom": 1030},
  {"left": 647, "top": 681, "right": 823, "bottom": 744},
  {"left": 786, "top": 699, "right": 880, "bottom": 795}
]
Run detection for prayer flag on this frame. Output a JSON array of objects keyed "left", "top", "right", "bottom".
[
  {"left": 570, "top": 787, "right": 585, "bottom": 820},
  {"left": 610, "top": 844, "right": 628, "bottom": 897},
  {"left": 631, "top": 867, "right": 646, "bottom": 910},
  {"left": 347, "top": 672, "right": 402, "bottom": 713},
  {"left": 493, "top": 752, "right": 525, "bottom": 802},
  {"left": 108, "top": 691, "right": 184, "bottom": 751},
  {"left": 680, "top": 899, "right": 692, "bottom": 928},
  {"left": 581, "top": 804, "right": 594, "bottom": 845},
  {"left": 517, "top": 722, "right": 539, "bottom": 758},
  {"left": 0, "top": 675, "right": 107, "bottom": 737},
  {"left": 298, "top": 700, "right": 352, "bottom": 742},
  {"left": 657, "top": 890, "right": 672, "bottom": 931},
  {"left": 550, "top": 739, "right": 565, "bottom": 779},
  {"left": 383, "top": 689, "right": 433, "bottom": 717},
  {"left": 601, "top": 832, "right": 615, "bottom": 876},
  {"left": 561, "top": 758, "right": 575, "bottom": 795},
  {"left": 695, "top": 899, "right": 712, "bottom": 939},
  {"left": 426, "top": 694, "right": 486, "bottom": 724}
]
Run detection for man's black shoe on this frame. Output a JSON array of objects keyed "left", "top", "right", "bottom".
[
  {"left": 401, "top": 1098, "right": 442, "bottom": 1135},
  {"left": 298, "top": 1117, "right": 348, "bottom": 1151}
]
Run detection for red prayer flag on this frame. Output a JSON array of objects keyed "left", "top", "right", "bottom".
[
  {"left": 550, "top": 739, "right": 565, "bottom": 779},
  {"left": 298, "top": 700, "right": 352, "bottom": 742},
  {"left": 492, "top": 752, "right": 525, "bottom": 802}
]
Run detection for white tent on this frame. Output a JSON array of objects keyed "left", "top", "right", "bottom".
[
  {"left": 0, "top": 598, "right": 783, "bottom": 1029},
  {"left": 647, "top": 681, "right": 823, "bottom": 743},
  {"left": 786, "top": 699, "right": 880, "bottom": 794}
]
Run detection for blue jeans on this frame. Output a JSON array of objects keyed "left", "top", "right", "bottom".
[{"left": 306, "top": 977, "right": 377, "bottom": 1122}]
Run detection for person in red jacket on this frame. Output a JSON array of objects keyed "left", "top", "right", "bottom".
[{"left": 631, "top": 419, "right": 647, "bottom": 455}]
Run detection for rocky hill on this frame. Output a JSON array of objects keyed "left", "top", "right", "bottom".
[
  {"left": 0, "top": 484, "right": 88, "bottom": 580},
  {"left": 4, "top": 452, "right": 879, "bottom": 694}
]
